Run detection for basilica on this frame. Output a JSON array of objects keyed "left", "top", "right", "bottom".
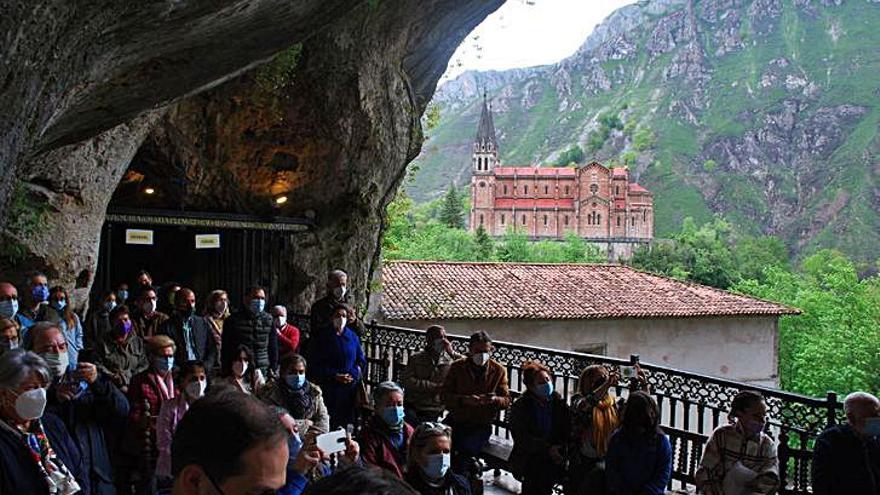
[{"left": 469, "top": 95, "right": 654, "bottom": 256}]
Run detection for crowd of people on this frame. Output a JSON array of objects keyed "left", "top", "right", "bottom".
[{"left": 0, "top": 269, "right": 878, "bottom": 495}]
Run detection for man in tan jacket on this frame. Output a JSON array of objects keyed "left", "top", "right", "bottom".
[{"left": 402, "top": 325, "right": 463, "bottom": 424}]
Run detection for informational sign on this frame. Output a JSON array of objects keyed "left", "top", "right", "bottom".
[
  {"left": 195, "top": 234, "right": 221, "bottom": 249},
  {"left": 125, "top": 229, "right": 154, "bottom": 245}
]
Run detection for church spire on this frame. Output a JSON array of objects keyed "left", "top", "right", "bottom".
[{"left": 475, "top": 92, "right": 498, "bottom": 150}]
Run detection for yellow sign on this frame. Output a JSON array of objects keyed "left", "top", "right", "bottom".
[
  {"left": 125, "top": 229, "right": 154, "bottom": 245},
  {"left": 195, "top": 234, "right": 221, "bottom": 249}
]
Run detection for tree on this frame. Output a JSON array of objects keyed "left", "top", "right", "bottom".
[
  {"left": 474, "top": 225, "right": 494, "bottom": 261},
  {"left": 554, "top": 145, "right": 585, "bottom": 167},
  {"left": 439, "top": 183, "right": 464, "bottom": 229},
  {"left": 497, "top": 229, "right": 530, "bottom": 262}
]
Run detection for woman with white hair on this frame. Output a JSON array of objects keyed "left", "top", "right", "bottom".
[
  {"left": 358, "top": 381, "right": 414, "bottom": 479},
  {"left": 0, "top": 349, "right": 86, "bottom": 494}
]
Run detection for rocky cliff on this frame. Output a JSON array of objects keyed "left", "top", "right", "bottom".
[{"left": 412, "top": 0, "right": 880, "bottom": 262}]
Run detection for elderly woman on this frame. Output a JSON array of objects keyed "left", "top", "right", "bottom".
[
  {"left": 509, "top": 361, "right": 570, "bottom": 495},
  {"left": 96, "top": 305, "right": 148, "bottom": 393},
  {"left": 358, "top": 381, "right": 414, "bottom": 479},
  {"left": 0, "top": 349, "right": 86, "bottom": 494},
  {"left": 258, "top": 353, "right": 329, "bottom": 441},
  {"left": 404, "top": 422, "right": 471, "bottom": 494},
  {"left": 568, "top": 364, "right": 648, "bottom": 495}
]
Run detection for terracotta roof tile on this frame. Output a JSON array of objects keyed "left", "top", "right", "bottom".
[
  {"left": 380, "top": 261, "right": 799, "bottom": 321},
  {"left": 628, "top": 183, "right": 650, "bottom": 194}
]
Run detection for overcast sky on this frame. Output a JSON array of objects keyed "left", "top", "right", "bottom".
[{"left": 441, "top": 0, "right": 635, "bottom": 83}]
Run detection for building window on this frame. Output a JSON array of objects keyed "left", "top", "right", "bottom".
[
  {"left": 524, "top": 185, "right": 529, "bottom": 195},
  {"left": 632, "top": 217, "right": 635, "bottom": 226},
  {"left": 564, "top": 216, "right": 569, "bottom": 226},
  {"left": 565, "top": 186, "right": 570, "bottom": 195},
  {"left": 522, "top": 215, "right": 527, "bottom": 225},
  {"left": 617, "top": 216, "right": 621, "bottom": 227},
  {"left": 615, "top": 186, "right": 620, "bottom": 195},
  {"left": 479, "top": 181, "right": 486, "bottom": 188},
  {"left": 503, "top": 185, "right": 508, "bottom": 195},
  {"left": 597, "top": 213, "right": 601, "bottom": 224},
  {"left": 643, "top": 210, "right": 647, "bottom": 221},
  {"left": 480, "top": 214, "right": 484, "bottom": 226},
  {"left": 501, "top": 214, "right": 505, "bottom": 224},
  {"left": 543, "top": 215, "right": 548, "bottom": 226},
  {"left": 544, "top": 185, "right": 549, "bottom": 194}
]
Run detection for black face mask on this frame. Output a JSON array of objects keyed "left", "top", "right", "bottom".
[{"left": 180, "top": 305, "right": 195, "bottom": 318}]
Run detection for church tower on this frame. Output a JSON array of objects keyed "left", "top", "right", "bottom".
[
  {"left": 472, "top": 92, "right": 498, "bottom": 175},
  {"left": 470, "top": 93, "right": 498, "bottom": 233}
]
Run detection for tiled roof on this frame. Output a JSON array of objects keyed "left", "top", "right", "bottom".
[
  {"left": 612, "top": 167, "right": 628, "bottom": 178},
  {"left": 380, "top": 261, "right": 799, "bottom": 321},
  {"left": 628, "top": 183, "right": 650, "bottom": 194},
  {"left": 494, "top": 198, "right": 575, "bottom": 209}
]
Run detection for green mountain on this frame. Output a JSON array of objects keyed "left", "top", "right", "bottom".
[{"left": 410, "top": 0, "right": 880, "bottom": 262}]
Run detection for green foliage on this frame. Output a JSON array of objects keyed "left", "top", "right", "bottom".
[
  {"left": 439, "top": 183, "right": 465, "bottom": 229},
  {"left": 703, "top": 159, "right": 718, "bottom": 172},
  {"left": 632, "top": 127, "right": 655, "bottom": 151},
  {"left": 0, "top": 183, "right": 50, "bottom": 265},
  {"left": 554, "top": 145, "right": 585, "bottom": 167},
  {"left": 255, "top": 44, "right": 303, "bottom": 96},
  {"left": 497, "top": 229, "right": 530, "bottom": 262},
  {"left": 734, "top": 236, "right": 790, "bottom": 282},
  {"left": 621, "top": 150, "right": 639, "bottom": 168},
  {"left": 424, "top": 103, "right": 441, "bottom": 134},
  {"left": 474, "top": 225, "right": 494, "bottom": 261},
  {"left": 735, "top": 250, "right": 880, "bottom": 396}
]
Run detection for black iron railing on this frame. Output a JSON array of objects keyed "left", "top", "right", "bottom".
[{"left": 293, "top": 315, "right": 842, "bottom": 494}]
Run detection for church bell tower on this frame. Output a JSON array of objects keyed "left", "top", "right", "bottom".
[{"left": 472, "top": 92, "right": 498, "bottom": 175}]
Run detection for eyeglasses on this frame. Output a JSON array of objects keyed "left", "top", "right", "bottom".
[{"left": 203, "top": 468, "right": 276, "bottom": 495}]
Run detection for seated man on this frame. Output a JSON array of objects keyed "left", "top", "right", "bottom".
[
  {"left": 442, "top": 331, "right": 510, "bottom": 476},
  {"left": 170, "top": 392, "right": 289, "bottom": 495},
  {"left": 812, "top": 391, "right": 880, "bottom": 495},
  {"left": 132, "top": 288, "right": 169, "bottom": 337},
  {"left": 358, "top": 381, "right": 414, "bottom": 479},
  {"left": 402, "top": 325, "right": 463, "bottom": 424}
]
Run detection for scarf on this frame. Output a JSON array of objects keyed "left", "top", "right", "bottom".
[
  {"left": 590, "top": 394, "right": 618, "bottom": 456},
  {"left": 150, "top": 372, "right": 175, "bottom": 401},
  {"left": 0, "top": 419, "right": 81, "bottom": 495},
  {"left": 282, "top": 381, "right": 313, "bottom": 420}
]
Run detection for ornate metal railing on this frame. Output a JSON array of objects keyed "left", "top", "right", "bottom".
[{"left": 293, "top": 315, "right": 842, "bottom": 494}]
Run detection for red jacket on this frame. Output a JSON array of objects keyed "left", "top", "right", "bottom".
[
  {"left": 358, "top": 418, "right": 414, "bottom": 479},
  {"left": 123, "top": 371, "right": 176, "bottom": 458},
  {"left": 277, "top": 323, "right": 300, "bottom": 356}
]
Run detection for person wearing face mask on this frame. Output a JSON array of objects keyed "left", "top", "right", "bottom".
[
  {"left": 0, "top": 317, "right": 21, "bottom": 357},
  {"left": 0, "top": 348, "right": 88, "bottom": 495},
  {"left": 158, "top": 282, "right": 182, "bottom": 317},
  {"left": 35, "top": 287, "right": 83, "bottom": 372},
  {"left": 15, "top": 272, "right": 50, "bottom": 330},
  {"left": 33, "top": 322, "right": 130, "bottom": 495},
  {"left": 119, "top": 335, "right": 177, "bottom": 495},
  {"left": 509, "top": 361, "right": 571, "bottom": 495},
  {"left": 156, "top": 361, "right": 207, "bottom": 482},
  {"left": 272, "top": 305, "right": 301, "bottom": 357},
  {"left": 0, "top": 282, "right": 29, "bottom": 333},
  {"left": 605, "top": 391, "right": 672, "bottom": 495},
  {"left": 404, "top": 422, "right": 471, "bottom": 495},
  {"left": 258, "top": 353, "right": 330, "bottom": 441},
  {"left": 402, "top": 325, "right": 463, "bottom": 425},
  {"left": 307, "top": 269, "right": 350, "bottom": 352},
  {"left": 222, "top": 344, "right": 266, "bottom": 395},
  {"left": 222, "top": 285, "right": 278, "bottom": 376},
  {"left": 95, "top": 305, "right": 149, "bottom": 393},
  {"left": 114, "top": 284, "right": 130, "bottom": 306},
  {"left": 159, "top": 288, "right": 216, "bottom": 374},
  {"left": 203, "top": 289, "right": 230, "bottom": 371},
  {"left": 133, "top": 270, "right": 154, "bottom": 300},
  {"left": 358, "top": 381, "right": 414, "bottom": 479},
  {"left": 309, "top": 304, "right": 366, "bottom": 429},
  {"left": 84, "top": 291, "right": 117, "bottom": 347},
  {"left": 131, "top": 288, "right": 169, "bottom": 338},
  {"left": 696, "top": 390, "right": 779, "bottom": 495},
  {"left": 442, "top": 331, "right": 510, "bottom": 478},
  {"left": 812, "top": 391, "right": 880, "bottom": 495}
]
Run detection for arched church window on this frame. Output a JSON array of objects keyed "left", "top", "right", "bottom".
[
  {"left": 543, "top": 215, "right": 548, "bottom": 226},
  {"left": 479, "top": 182, "right": 486, "bottom": 188},
  {"left": 544, "top": 185, "right": 549, "bottom": 194},
  {"left": 615, "top": 186, "right": 620, "bottom": 195},
  {"left": 565, "top": 186, "right": 570, "bottom": 195},
  {"left": 504, "top": 185, "right": 508, "bottom": 195},
  {"left": 522, "top": 215, "right": 526, "bottom": 225},
  {"left": 617, "top": 216, "right": 621, "bottom": 227},
  {"left": 597, "top": 213, "right": 601, "bottom": 224},
  {"left": 590, "top": 183, "right": 599, "bottom": 195},
  {"left": 524, "top": 185, "right": 529, "bottom": 195},
  {"left": 564, "top": 216, "right": 569, "bottom": 226},
  {"left": 501, "top": 214, "right": 505, "bottom": 224},
  {"left": 480, "top": 214, "right": 484, "bottom": 225}
]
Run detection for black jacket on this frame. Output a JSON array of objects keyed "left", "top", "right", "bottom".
[
  {"left": 46, "top": 374, "right": 130, "bottom": 495},
  {"left": 813, "top": 423, "right": 880, "bottom": 495},
  {"left": 222, "top": 308, "right": 277, "bottom": 372},
  {"left": 508, "top": 391, "right": 571, "bottom": 479},
  {"left": 0, "top": 412, "right": 89, "bottom": 495},
  {"left": 404, "top": 470, "right": 472, "bottom": 495},
  {"left": 159, "top": 315, "right": 217, "bottom": 369}
]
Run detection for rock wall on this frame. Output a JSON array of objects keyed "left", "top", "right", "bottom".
[{"left": 0, "top": 0, "right": 503, "bottom": 311}]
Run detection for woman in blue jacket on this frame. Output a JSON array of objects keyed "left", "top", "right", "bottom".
[{"left": 605, "top": 391, "right": 672, "bottom": 495}]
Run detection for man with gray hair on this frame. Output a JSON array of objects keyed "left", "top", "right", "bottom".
[
  {"left": 271, "top": 305, "right": 301, "bottom": 357},
  {"left": 358, "top": 381, "right": 414, "bottom": 479},
  {"left": 307, "top": 269, "right": 350, "bottom": 353},
  {"left": 812, "top": 391, "right": 880, "bottom": 494}
]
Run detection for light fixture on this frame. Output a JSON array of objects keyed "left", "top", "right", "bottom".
[
  {"left": 144, "top": 187, "right": 155, "bottom": 195},
  {"left": 275, "top": 195, "right": 288, "bottom": 205}
]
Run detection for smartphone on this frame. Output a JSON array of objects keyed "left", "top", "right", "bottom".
[
  {"left": 621, "top": 365, "right": 636, "bottom": 379},
  {"left": 316, "top": 428, "right": 347, "bottom": 455}
]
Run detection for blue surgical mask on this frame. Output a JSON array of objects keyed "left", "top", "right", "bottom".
[
  {"left": 865, "top": 417, "right": 880, "bottom": 437},
  {"left": 32, "top": 285, "right": 49, "bottom": 303},
  {"left": 288, "top": 431, "right": 303, "bottom": 460},
  {"left": 153, "top": 356, "right": 174, "bottom": 373},
  {"left": 116, "top": 290, "right": 129, "bottom": 302},
  {"left": 381, "top": 405, "right": 404, "bottom": 427},
  {"left": 51, "top": 299, "right": 66, "bottom": 311},
  {"left": 535, "top": 381, "right": 553, "bottom": 398},
  {"left": 105, "top": 301, "right": 117, "bottom": 313},
  {"left": 249, "top": 299, "right": 265, "bottom": 314},
  {"left": 0, "top": 300, "right": 18, "bottom": 319},
  {"left": 422, "top": 453, "right": 451, "bottom": 480},
  {"left": 285, "top": 373, "right": 306, "bottom": 390}
]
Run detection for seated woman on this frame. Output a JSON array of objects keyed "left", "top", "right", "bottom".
[
  {"left": 258, "top": 353, "right": 329, "bottom": 441},
  {"left": 404, "top": 422, "right": 471, "bottom": 495},
  {"left": 509, "top": 361, "right": 570, "bottom": 495},
  {"left": 568, "top": 364, "right": 648, "bottom": 495},
  {"left": 358, "top": 381, "right": 414, "bottom": 479},
  {"left": 308, "top": 304, "right": 366, "bottom": 429},
  {"left": 605, "top": 391, "right": 672, "bottom": 495},
  {"left": 221, "top": 344, "right": 265, "bottom": 395},
  {"left": 96, "top": 305, "right": 148, "bottom": 393},
  {"left": 696, "top": 390, "right": 779, "bottom": 495},
  {"left": 155, "top": 360, "right": 208, "bottom": 481}
]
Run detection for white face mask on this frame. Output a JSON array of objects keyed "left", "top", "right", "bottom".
[
  {"left": 232, "top": 360, "right": 249, "bottom": 377},
  {"left": 471, "top": 352, "right": 490, "bottom": 367},
  {"left": 12, "top": 387, "right": 47, "bottom": 420},
  {"left": 275, "top": 316, "right": 287, "bottom": 328},
  {"left": 41, "top": 352, "right": 69, "bottom": 378},
  {"left": 142, "top": 300, "right": 157, "bottom": 314},
  {"left": 333, "top": 317, "right": 347, "bottom": 330},
  {"left": 185, "top": 379, "right": 206, "bottom": 399},
  {"left": 333, "top": 286, "right": 347, "bottom": 300}
]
